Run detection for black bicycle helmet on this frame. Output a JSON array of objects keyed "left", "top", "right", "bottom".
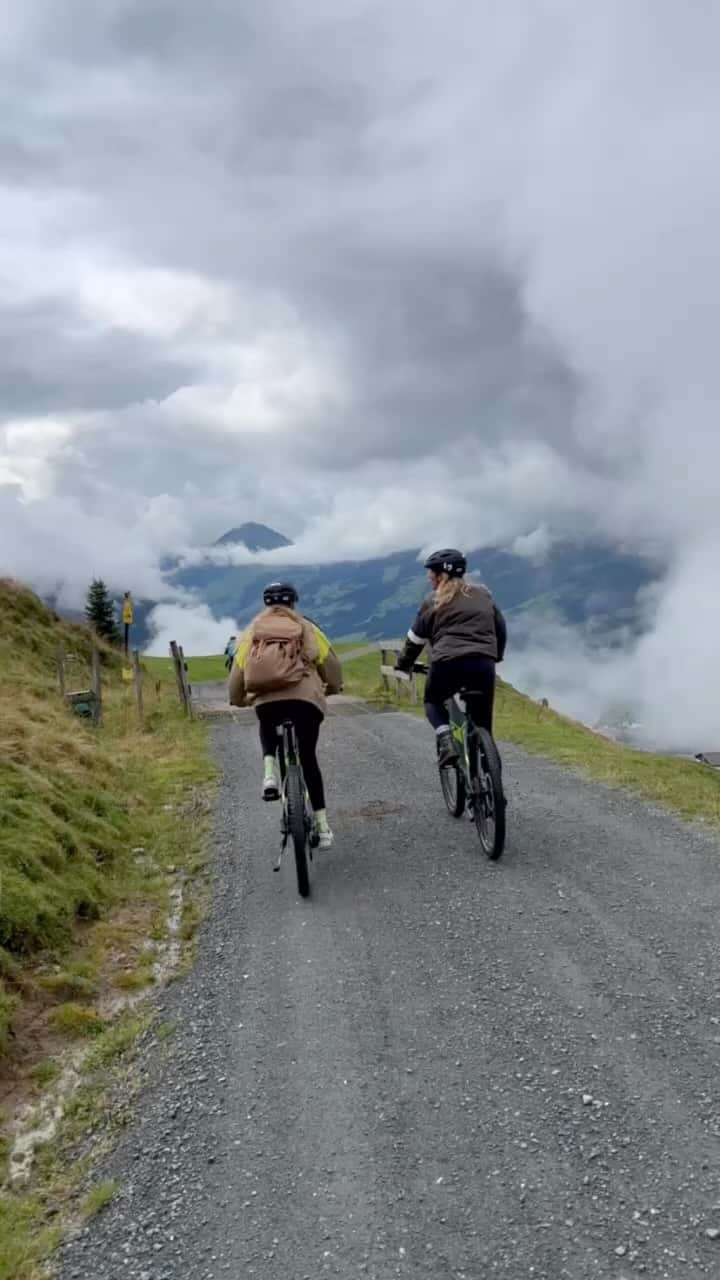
[
  {"left": 423, "top": 548, "right": 467, "bottom": 578},
  {"left": 263, "top": 581, "right": 299, "bottom": 607}
]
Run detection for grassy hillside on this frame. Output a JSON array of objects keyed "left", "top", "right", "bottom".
[
  {"left": 0, "top": 579, "right": 212, "bottom": 1028},
  {"left": 341, "top": 650, "right": 720, "bottom": 826},
  {"left": 0, "top": 580, "right": 213, "bottom": 1276}
]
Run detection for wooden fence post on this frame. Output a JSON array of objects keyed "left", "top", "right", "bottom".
[
  {"left": 56, "top": 644, "right": 66, "bottom": 699},
  {"left": 132, "top": 650, "right": 144, "bottom": 725},
  {"left": 178, "top": 646, "right": 194, "bottom": 720},
  {"left": 169, "top": 642, "right": 187, "bottom": 710},
  {"left": 380, "top": 647, "right": 390, "bottom": 693},
  {"left": 91, "top": 642, "right": 103, "bottom": 725}
]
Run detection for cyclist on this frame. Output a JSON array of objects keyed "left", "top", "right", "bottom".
[
  {"left": 223, "top": 634, "right": 237, "bottom": 672},
  {"left": 395, "top": 549, "right": 507, "bottom": 767},
  {"left": 228, "top": 583, "right": 342, "bottom": 849}
]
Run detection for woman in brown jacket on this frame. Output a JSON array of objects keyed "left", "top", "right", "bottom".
[{"left": 229, "top": 582, "right": 342, "bottom": 848}]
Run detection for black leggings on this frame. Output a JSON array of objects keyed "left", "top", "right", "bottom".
[
  {"left": 424, "top": 655, "right": 496, "bottom": 734},
  {"left": 256, "top": 701, "right": 326, "bottom": 812}
]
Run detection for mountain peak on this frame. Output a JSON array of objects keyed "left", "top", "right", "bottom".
[{"left": 213, "top": 523, "right": 292, "bottom": 553}]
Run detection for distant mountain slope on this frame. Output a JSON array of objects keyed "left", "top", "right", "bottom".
[
  {"left": 48, "top": 523, "right": 656, "bottom": 651},
  {"left": 168, "top": 533, "right": 656, "bottom": 643}
]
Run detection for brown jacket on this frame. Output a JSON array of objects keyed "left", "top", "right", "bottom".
[{"left": 228, "top": 609, "right": 342, "bottom": 715}]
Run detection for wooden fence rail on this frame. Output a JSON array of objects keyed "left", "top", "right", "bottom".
[{"left": 379, "top": 641, "right": 418, "bottom": 704}]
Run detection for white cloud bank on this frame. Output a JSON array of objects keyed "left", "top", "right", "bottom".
[{"left": 2, "top": 2, "right": 720, "bottom": 746}]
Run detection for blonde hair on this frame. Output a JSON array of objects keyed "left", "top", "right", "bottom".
[{"left": 433, "top": 574, "right": 472, "bottom": 610}]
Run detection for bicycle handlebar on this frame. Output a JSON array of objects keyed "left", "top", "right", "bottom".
[{"left": 411, "top": 662, "right": 429, "bottom": 675}]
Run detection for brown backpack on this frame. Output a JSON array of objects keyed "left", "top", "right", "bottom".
[{"left": 244, "top": 611, "right": 307, "bottom": 695}]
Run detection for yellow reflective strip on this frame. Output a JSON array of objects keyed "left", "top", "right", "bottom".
[
  {"left": 234, "top": 632, "right": 250, "bottom": 668},
  {"left": 311, "top": 623, "right": 330, "bottom": 663}
]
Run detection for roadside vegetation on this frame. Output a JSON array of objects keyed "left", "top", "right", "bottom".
[
  {"left": 340, "top": 648, "right": 720, "bottom": 826},
  {"left": 0, "top": 579, "right": 214, "bottom": 1278}
]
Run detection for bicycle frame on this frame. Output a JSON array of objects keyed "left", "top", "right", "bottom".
[
  {"left": 274, "top": 720, "right": 315, "bottom": 877},
  {"left": 276, "top": 718, "right": 297, "bottom": 790},
  {"left": 448, "top": 692, "right": 478, "bottom": 792},
  {"left": 277, "top": 722, "right": 313, "bottom": 808},
  {"left": 411, "top": 661, "right": 505, "bottom": 858}
]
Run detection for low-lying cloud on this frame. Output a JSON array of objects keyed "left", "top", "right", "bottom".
[
  {"left": 3, "top": 2, "right": 720, "bottom": 747},
  {"left": 145, "top": 602, "right": 238, "bottom": 660},
  {"left": 506, "top": 541, "right": 720, "bottom": 751}
]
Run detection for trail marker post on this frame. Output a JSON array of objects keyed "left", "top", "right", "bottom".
[{"left": 122, "top": 592, "right": 133, "bottom": 657}]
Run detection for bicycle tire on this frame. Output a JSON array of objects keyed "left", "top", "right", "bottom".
[
  {"left": 472, "top": 728, "right": 506, "bottom": 861},
  {"left": 440, "top": 761, "right": 466, "bottom": 818},
  {"left": 286, "top": 764, "right": 310, "bottom": 897}
]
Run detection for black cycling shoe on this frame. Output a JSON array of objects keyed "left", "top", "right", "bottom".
[{"left": 436, "top": 730, "right": 457, "bottom": 769}]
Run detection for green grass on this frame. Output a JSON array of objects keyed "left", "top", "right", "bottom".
[
  {"left": 114, "top": 968, "right": 154, "bottom": 991},
  {"left": 341, "top": 650, "right": 720, "bottom": 827},
  {"left": 28, "top": 1060, "right": 60, "bottom": 1089},
  {"left": 0, "top": 1193, "right": 61, "bottom": 1280},
  {"left": 0, "top": 578, "right": 214, "bottom": 1045},
  {"left": 80, "top": 1179, "right": 116, "bottom": 1218},
  {"left": 0, "top": 579, "right": 215, "bottom": 1275},
  {"left": 38, "top": 972, "right": 98, "bottom": 1001},
  {"left": 143, "top": 653, "right": 227, "bottom": 682},
  {"left": 0, "top": 1015, "right": 147, "bottom": 1277},
  {"left": 84, "top": 1014, "right": 149, "bottom": 1071},
  {"left": 49, "top": 1003, "right": 104, "bottom": 1038}
]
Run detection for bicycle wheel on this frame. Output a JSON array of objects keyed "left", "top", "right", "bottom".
[
  {"left": 440, "top": 761, "right": 466, "bottom": 818},
  {"left": 286, "top": 763, "right": 310, "bottom": 897},
  {"left": 471, "top": 728, "right": 506, "bottom": 860}
]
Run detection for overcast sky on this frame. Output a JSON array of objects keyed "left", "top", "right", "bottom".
[{"left": 2, "top": 2, "right": 720, "bottom": 739}]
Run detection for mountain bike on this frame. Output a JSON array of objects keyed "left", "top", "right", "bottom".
[
  {"left": 273, "top": 719, "right": 318, "bottom": 897},
  {"left": 413, "top": 664, "right": 506, "bottom": 860}
]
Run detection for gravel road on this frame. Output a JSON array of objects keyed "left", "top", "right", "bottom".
[{"left": 56, "top": 696, "right": 720, "bottom": 1279}]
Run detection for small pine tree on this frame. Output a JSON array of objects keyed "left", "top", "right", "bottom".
[{"left": 85, "top": 578, "right": 120, "bottom": 644}]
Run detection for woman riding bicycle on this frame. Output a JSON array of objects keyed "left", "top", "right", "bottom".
[
  {"left": 228, "top": 583, "right": 342, "bottom": 848},
  {"left": 395, "top": 549, "right": 507, "bottom": 767}
]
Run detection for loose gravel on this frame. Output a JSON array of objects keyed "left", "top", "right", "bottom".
[{"left": 55, "top": 702, "right": 720, "bottom": 1279}]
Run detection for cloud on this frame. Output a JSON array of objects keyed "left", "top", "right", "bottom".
[
  {"left": 505, "top": 538, "right": 720, "bottom": 752},
  {"left": 2, "top": 2, "right": 720, "bottom": 742},
  {"left": 510, "top": 527, "right": 555, "bottom": 564},
  {"left": 0, "top": 485, "right": 181, "bottom": 609},
  {"left": 145, "top": 602, "right": 238, "bottom": 659}
]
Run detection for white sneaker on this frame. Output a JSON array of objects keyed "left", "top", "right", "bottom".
[
  {"left": 317, "top": 827, "right": 334, "bottom": 851},
  {"left": 262, "top": 774, "right": 280, "bottom": 802}
]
